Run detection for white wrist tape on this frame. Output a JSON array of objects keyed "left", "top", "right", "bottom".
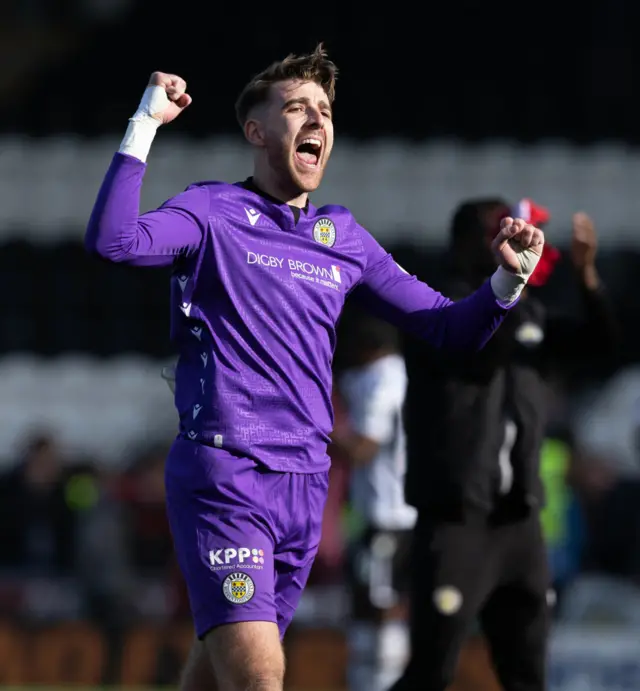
[
  {"left": 118, "top": 86, "right": 169, "bottom": 163},
  {"left": 119, "top": 119, "right": 160, "bottom": 163},
  {"left": 490, "top": 266, "right": 527, "bottom": 305},
  {"left": 490, "top": 242, "right": 541, "bottom": 305}
]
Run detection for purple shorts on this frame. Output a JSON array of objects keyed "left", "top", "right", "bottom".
[{"left": 165, "top": 439, "right": 329, "bottom": 640}]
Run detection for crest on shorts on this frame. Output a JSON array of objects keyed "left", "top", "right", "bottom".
[
  {"left": 222, "top": 572, "right": 255, "bottom": 604},
  {"left": 313, "top": 217, "right": 336, "bottom": 248},
  {"left": 433, "top": 586, "right": 462, "bottom": 615}
]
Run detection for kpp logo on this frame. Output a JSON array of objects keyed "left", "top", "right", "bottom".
[{"left": 209, "top": 547, "right": 265, "bottom": 567}]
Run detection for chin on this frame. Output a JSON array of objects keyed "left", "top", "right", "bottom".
[
  {"left": 290, "top": 165, "right": 325, "bottom": 194},
  {"left": 297, "top": 178, "right": 322, "bottom": 193}
]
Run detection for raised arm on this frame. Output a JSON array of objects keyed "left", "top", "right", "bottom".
[
  {"left": 85, "top": 72, "right": 208, "bottom": 267},
  {"left": 352, "top": 217, "right": 544, "bottom": 352},
  {"left": 542, "top": 212, "right": 621, "bottom": 362}
]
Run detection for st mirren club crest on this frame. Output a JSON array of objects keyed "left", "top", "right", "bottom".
[
  {"left": 313, "top": 217, "right": 336, "bottom": 248},
  {"left": 222, "top": 572, "right": 255, "bottom": 604}
]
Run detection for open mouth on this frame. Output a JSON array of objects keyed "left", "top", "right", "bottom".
[{"left": 295, "top": 137, "right": 322, "bottom": 168}]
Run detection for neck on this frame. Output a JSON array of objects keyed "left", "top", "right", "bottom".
[{"left": 252, "top": 164, "right": 308, "bottom": 209}]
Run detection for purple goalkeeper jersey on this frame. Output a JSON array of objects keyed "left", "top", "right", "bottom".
[{"left": 86, "top": 152, "right": 514, "bottom": 473}]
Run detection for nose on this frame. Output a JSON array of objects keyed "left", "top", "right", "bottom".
[{"left": 307, "top": 105, "right": 325, "bottom": 129}]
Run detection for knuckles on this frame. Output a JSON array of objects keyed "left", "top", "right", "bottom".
[
  {"left": 148, "top": 71, "right": 168, "bottom": 86},
  {"left": 148, "top": 71, "right": 186, "bottom": 90}
]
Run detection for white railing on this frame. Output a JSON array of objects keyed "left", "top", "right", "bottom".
[
  {"left": 0, "top": 354, "right": 176, "bottom": 467},
  {"left": 1, "top": 136, "right": 639, "bottom": 246}
]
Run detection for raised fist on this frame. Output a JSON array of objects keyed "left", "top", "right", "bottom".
[
  {"left": 133, "top": 72, "right": 192, "bottom": 126},
  {"left": 492, "top": 216, "right": 545, "bottom": 278}
]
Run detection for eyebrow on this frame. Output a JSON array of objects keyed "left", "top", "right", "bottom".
[{"left": 282, "top": 97, "right": 332, "bottom": 113}]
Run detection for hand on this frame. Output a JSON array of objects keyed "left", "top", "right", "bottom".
[
  {"left": 491, "top": 217, "right": 545, "bottom": 277},
  {"left": 571, "top": 212, "right": 598, "bottom": 271},
  {"left": 135, "top": 72, "right": 192, "bottom": 126}
]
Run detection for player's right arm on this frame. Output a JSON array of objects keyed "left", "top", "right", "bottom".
[{"left": 85, "top": 72, "right": 208, "bottom": 267}]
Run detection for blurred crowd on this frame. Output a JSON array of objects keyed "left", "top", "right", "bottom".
[
  {"left": 0, "top": 421, "right": 352, "bottom": 632},
  {"left": 0, "top": 431, "right": 186, "bottom": 629},
  {"left": 2, "top": 368, "right": 640, "bottom": 634}
]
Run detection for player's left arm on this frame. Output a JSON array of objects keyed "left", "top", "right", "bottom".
[{"left": 352, "top": 218, "right": 544, "bottom": 351}]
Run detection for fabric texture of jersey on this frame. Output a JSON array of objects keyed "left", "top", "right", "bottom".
[{"left": 86, "top": 152, "right": 516, "bottom": 473}]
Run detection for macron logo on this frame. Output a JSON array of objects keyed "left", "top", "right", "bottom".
[
  {"left": 331, "top": 265, "right": 342, "bottom": 283},
  {"left": 245, "top": 208, "right": 261, "bottom": 226}
]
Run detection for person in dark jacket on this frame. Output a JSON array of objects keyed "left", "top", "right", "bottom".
[
  {"left": 0, "top": 433, "right": 76, "bottom": 575},
  {"left": 390, "top": 199, "right": 620, "bottom": 691}
]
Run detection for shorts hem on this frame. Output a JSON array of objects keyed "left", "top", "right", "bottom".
[{"left": 195, "top": 612, "right": 279, "bottom": 640}]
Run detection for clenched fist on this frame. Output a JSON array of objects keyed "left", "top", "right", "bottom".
[
  {"left": 132, "top": 72, "right": 192, "bottom": 126},
  {"left": 119, "top": 72, "right": 192, "bottom": 163},
  {"left": 492, "top": 216, "right": 545, "bottom": 278}
]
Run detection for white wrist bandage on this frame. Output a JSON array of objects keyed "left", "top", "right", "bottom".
[
  {"left": 118, "top": 86, "right": 169, "bottom": 163},
  {"left": 490, "top": 243, "right": 541, "bottom": 305},
  {"left": 491, "top": 266, "right": 527, "bottom": 305}
]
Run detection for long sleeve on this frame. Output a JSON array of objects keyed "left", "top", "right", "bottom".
[
  {"left": 85, "top": 152, "right": 209, "bottom": 267},
  {"left": 352, "top": 227, "right": 515, "bottom": 352}
]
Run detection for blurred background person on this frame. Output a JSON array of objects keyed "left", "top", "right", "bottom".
[
  {"left": 2, "top": 3, "right": 640, "bottom": 687},
  {"left": 76, "top": 443, "right": 177, "bottom": 631},
  {"left": 0, "top": 432, "right": 76, "bottom": 577},
  {"left": 392, "top": 200, "right": 620, "bottom": 691},
  {"left": 331, "top": 313, "right": 415, "bottom": 691},
  {"left": 558, "top": 403, "right": 640, "bottom": 626}
]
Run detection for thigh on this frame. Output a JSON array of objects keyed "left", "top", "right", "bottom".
[
  {"left": 412, "top": 513, "right": 498, "bottom": 627},
  {"left": 271, "top": 470, "right": 329, "bottom": 639},
  {"left": 481, "top": 516, "right": 550, "bottom": 691},
  {"left": 273, "top": 553, "right": 316, "bottom": 639},
  {"left": 395, "top": 513, "right": 498, "bottom": 691},
  {"left": 165, "top": 440, "right": 279, "bottom": 639}
]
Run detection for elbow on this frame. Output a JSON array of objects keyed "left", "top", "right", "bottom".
[
  {"left": 85, "top": 240, "right": 122, "bottom": 264},
  {"left": 83, "top": 230, "right": 102, "bottom": 258},
  {"left": 84, "top": 222, "right": 128, "bottom": 263}
]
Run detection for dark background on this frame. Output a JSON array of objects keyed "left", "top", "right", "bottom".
[
  {"left": 3, "top": 0, "right": 639, "bottom": 142},
  {"left": 0, "top": 4, "right": 639, "bottom": 687},
  {"left": 0, "top": 0, "right": 638, "bottom": 364}
]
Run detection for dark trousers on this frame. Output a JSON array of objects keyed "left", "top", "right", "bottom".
[{"left": 390, "top": 508, "right": 550, "bottom": 691}]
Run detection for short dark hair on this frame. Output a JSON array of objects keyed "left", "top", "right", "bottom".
[{"left": 234, "top": 43, "right": 338, "bottom": 127}]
